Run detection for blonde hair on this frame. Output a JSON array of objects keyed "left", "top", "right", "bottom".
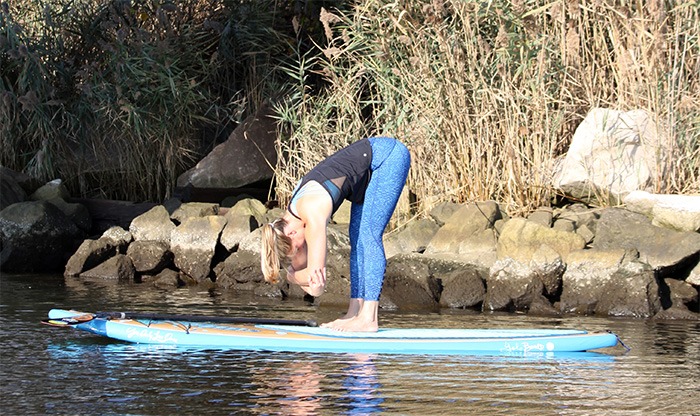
[{"left": 260, "top": 218, "right": 291, "bottom": 284}]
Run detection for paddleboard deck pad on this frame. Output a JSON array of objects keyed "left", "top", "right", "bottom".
[{"left": 46, "top": 309, "right": 620, "bottom": 355}]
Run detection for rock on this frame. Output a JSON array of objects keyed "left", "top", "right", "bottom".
[
  {"left": 553, "top": 203, "right": 599, "bottom": 234},
  {"left": 424, "top": 201, "right": 501, "bottom": 268},
  {"left": 594, "top": 208, "right": 700, "bottom": 271},
  {"left": 129, "top": 205, "right": 176, "bottom": 243},
  {"left": 0, "top": 169, "right": 27, "bottom": 211},
  {"left": 64, "top": 238, "right": 120, "bottom": 277},
  {"left": 661, "top": 278, "right": 698, "bottom": 314},
  {"left": 384, "top": 218, "right": 440, "bottom": 258},
  {"left": 527, "top": 207, "right": 553, "bottom": 227},
  {"left": 126, "top": 240, "right": 172, "bottom": 274},
  {"left": 688, "top": 262, "right": 700, "bottom": 286},
  {"left": 552, "top": 108, "right": 669, "bottom": 205},
  {"left": 380, "top": 256, "right": 440, "bottom": 311},
  {"left": 227, "top": 198, "right": 267, "bottom": 225},
  {"left": 624, "top": 190, "right": 700, "bottom": 232},
  {"left": 100, "top": 226, "right": 133, "bottom": 249},
  {"left": 170, "top": 215, "right": 227, "bottom": 282},
  {"left": 429, "top": 201, "right": 461, "bottom": 226},
  {"left": 497, "top": 217, "right": 586, "bottom": 262},
  {"left": 214, "top": 249, "right": 267, "bottom": 291},
  {"left": 437, "top": 267, "right": 485, "bottom": 309},
  {"left": 653, "top": 306, "right": 700, "bottom": 320},
  {"left": 559, "top": 248, "right": 633, "bottom": 313},
  {"left": 220, "top": 213, "right": 259, "bottom": 251},
  {"left": 0, "top": 167, "right": 41, "bottom": 196},
  {"left": 332, "top": 200, "right": 352, "bottom": 224},
  {"left": 176, "top": 105, "right": 278, "bottom": 189},
  {"left": 238, "top": 227, "right": 262, "bottom": 254},
  {"left": 527, "top": 296, "right": 561, "bottom": 316},
  {"left": 559, "top": 248, "right": 660, "bottom": 317},
  {"left": 485, "top": 257, "right": 553, "bottom": 312},
  {"left": 170, "top": 202, "right": 219, "bottom": 224},
  {"left": 594, "top": 268, "right": 660, "bottom": 317},
  {"left": 80, "top": 254, "right": 136, "bottom": 281},
  {"left": 0, "top": 201, "right": 84, "bottom": 272},
  {"left": 30, "top": 179, "right": 70, "bottom": 202},
  {"left": 152, "top": 268, "right": 182, "bottom": 289},
  {"left": 47, "top": 197, "right": 91, "bottom": 232}
]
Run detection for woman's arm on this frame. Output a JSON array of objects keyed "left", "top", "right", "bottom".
[{"left": 289, "top": 192, "right": 332, "bottom": 297}]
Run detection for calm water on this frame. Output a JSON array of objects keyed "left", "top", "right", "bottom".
[{"left": 1, "top": 273, "right": 698, "bottom": 415}]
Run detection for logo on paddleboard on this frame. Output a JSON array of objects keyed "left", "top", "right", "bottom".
[{"left": 126, "top": 328, "right": 178, "bottom": 344}]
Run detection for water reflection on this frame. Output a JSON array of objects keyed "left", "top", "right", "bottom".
[
  {"left": 339, "top": 354, "right": 384, "bottom": 414},
  {"left": 3, "top": 274, "right": 700, "bottom": 415}
]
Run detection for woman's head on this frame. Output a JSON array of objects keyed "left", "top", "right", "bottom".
[{"left": 260, "top": 217, "right": 292, "bottom": 284}]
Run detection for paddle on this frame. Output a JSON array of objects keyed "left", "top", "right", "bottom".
[{"left": 43, "top": 311, "right": 318, "bottom": 327}]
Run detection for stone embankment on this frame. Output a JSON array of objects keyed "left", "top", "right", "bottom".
[{"left": 55, "top": 193, "right": 700, "bottom": 320}]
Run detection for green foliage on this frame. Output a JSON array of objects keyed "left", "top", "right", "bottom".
[{"left": 0, "top": 0, "right": 297, "bottom": 201}]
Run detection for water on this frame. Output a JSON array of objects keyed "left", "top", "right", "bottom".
[{"left": 1, "top": 273, "right": 698, "bottom": 415}]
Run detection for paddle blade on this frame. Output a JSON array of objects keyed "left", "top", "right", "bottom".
[{"left": 41, "top": 314, "right": 95, "bottom": 327}]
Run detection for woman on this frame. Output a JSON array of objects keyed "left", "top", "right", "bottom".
[{"left": 260, "top": 136, "right": 410, "bottom": 332}]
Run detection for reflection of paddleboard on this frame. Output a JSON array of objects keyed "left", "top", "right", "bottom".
[{"left": 46, "top": 309, "right": 620, "bottom": 355}]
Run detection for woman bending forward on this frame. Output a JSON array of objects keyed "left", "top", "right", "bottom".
[{"left": 260, "top": 137, "right": 410, "bottom": 332}]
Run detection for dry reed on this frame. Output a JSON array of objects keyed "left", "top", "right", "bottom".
[{"left": 273, "top": 0, "right": 700, "bottom": 221}]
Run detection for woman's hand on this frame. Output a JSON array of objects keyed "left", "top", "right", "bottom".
[{"left": 307, "top": 267, "right": 326, "bottom": 296}]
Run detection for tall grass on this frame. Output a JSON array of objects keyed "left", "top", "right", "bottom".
[
  {"left": 0, "top": 0, "right": 295, "bottom": 201},
  {"left": 274, "top": 0, "right": 700, "bottom": 219}
]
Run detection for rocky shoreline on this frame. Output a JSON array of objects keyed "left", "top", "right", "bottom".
[
  {"left": 2, "top": 106, "right": 699, "bottom": 320},
  {"left": 3, "top": 173, "right": 697, "bottom": 321}
]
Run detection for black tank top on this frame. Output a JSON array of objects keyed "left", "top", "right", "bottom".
[{"left": 289, "top": 138, "right": 373, "bottom": 215}]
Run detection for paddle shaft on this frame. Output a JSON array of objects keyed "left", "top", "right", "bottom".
[{"left": 96, "top": 311, "right": 318, "bottom": 327}]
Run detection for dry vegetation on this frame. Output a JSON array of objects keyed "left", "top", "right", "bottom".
[
  {"left": 274, "top": 0, "right": 700, "bottom": 220},
  {"left": 2, "top": 1, "right": 698, "bottom": 218}
]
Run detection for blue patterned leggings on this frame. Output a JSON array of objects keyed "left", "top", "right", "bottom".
[{"left": 348, "top": 137, "right": 411, "bottom": 300}]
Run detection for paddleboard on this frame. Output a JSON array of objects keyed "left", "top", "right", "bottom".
[{"left": 46, "top": 309, "right": 620, "bottom": 355}]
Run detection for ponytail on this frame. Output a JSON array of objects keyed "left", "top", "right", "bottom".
[{"left": 260, "top": 218, "right": 292, "bottom": 284}]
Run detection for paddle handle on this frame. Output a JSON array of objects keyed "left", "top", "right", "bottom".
[{"left": 96, "top": 311, "right": 318, "bottom": 327}]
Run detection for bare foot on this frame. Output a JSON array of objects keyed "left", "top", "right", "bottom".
[
  {"left": 320, "top": 298, "right": 363, "bottom": 328},
  {"left": 320, "top": 315, "right": 354, "bottom": 329},
  {"left": 326, "top": 300, "right": 379, "bottom": 332},
  {"left": 329, "top": 316, "right": 378, "bottom": 333}
]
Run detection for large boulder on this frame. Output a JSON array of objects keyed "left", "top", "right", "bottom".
[
  {"left": 624, "top": 190, "right": 700, "bottom": 232},
  {"left": 485, "top": 245, "right": 565, "bottom": 313},
  {"left": 594, "top": 208, "right": 700, "bottom": 272},
  {"left": 126, "top": 240, "right": 172, "bottom": 274},
  {"left": 29, "top": 179, "right": 70, "bottom": 201},
  {"left": 46, "top": 197, "right": 91, "bottom": 233},
  {"left": 552, "top": 108, "right": 668, "bottom": 205},
  {"left": 65, "top": 238, "right": 119, "bottom": 277},
  {"left": 424, "top": 201, "right": 501, "bottom": 268},
  {"left": 80, "top": 254, "right": 136, "bottom": 281},
  {"left": 64, "top": 226, "right": 133, "bottom": 276},
  {"left": 214, "top": 249, "right": 269, "bottom": 292},
  {"left": 170, "top": 215, "right": 227, "bottom": 282},
  {"left": 176, "top": 105, "right": 278, "bottom": 189},
  {"left": 496, "top": 217, "right": 586, "bottom": 262},
  {"left": 226, "top": 198, "right": 267, "bottom": 224},
  {"left": 438, "top": 267, "right": 486, "bottom": 309},
  {"left": 220, "top": 213, "right": 260, "bottom": 252},
  {"left": 559, "top": 248, "right": 660, "bottom": 317},
  {"left": 0, "top": 201, "right": 84, "bottom": 272},
  {"left": 0, "top": 168, "right": 27, "bottom": 211},
  {"left": 380, "top": 256, "right": 440, "bottom": 311},
  {"left": 170, "top": 202, "right": 219, "bottom": 224},
  {"left": 688, "top": 263, "right": 700, "bottom": 286},
  {"left": 384, "top": 217, "right": 440, "bottom": 258},
  {"left": 129, "top": 205, "right": 176, "bottom": 243}
]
